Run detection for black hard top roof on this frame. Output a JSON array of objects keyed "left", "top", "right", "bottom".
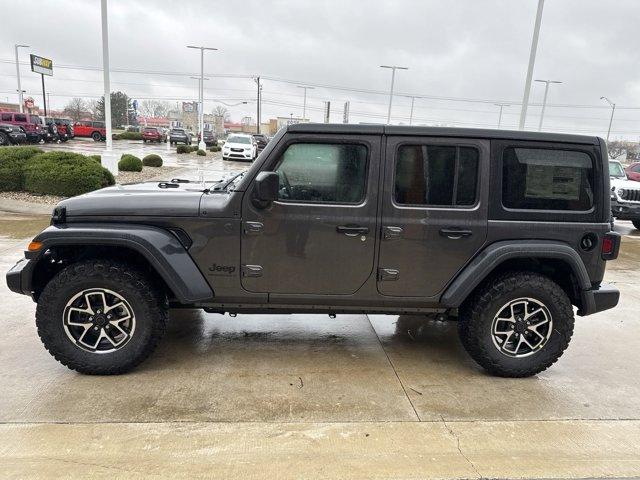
[{"left": 287, "top": 123, "right": 601, "bottom": 145}]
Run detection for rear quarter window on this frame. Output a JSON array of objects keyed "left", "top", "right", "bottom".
[{"left": 502, "top": 147, "right": 594, "bottom": 211}]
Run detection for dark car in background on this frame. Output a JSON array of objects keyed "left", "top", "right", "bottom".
[
  {"left": 0, "top": 123, "right": 27, "bottom": 145},
  {"left": 54, "top": 118, "right": 74, "bottom": 140},
  {"left": 198, "top": 129, "right": 218, "bottom": 147},
  {"left": 142, "top": 127, "right": 167, "bottom": 143},
  {"left": 43, "top": 117, "right": 60, "bottom": 143},
  {"left": 169, "top": 128, "right": 192, "bottom": 145},
  {"left": 252, "top": 134, "right": 269, "bottom": 151},
  {"left": 0, "top": 111, "right": 43, "bottom": 143}
]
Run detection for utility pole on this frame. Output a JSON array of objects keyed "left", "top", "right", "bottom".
[
  {"left": 601, "top": 96, "right": 616, "bottom": 142},
  {"left": 405, "top": 95, "right": 421, "bottom": 125},
  {"left": 535, "top": 79, "right": 562, "bottom": 131},
  {"left": 255, "top": 76, "right": 262, "bottom": 133},
  {"left": 100, "top": 0, "right": 115, "bottom": 173},
  {"left": 518, "top": 0, "right": 545, "bottom": 130},
  {"left": 187, "top": 45, "right": 218, "bottom": 150},
  {"left": 14, "top": 44, "right": 29, "bottom": 113},
  {"left": 494, "top": 103, "right": 510, "bottom": 129},
  {"left": 190, "top": 76, "right": 209, "bottom": 135},
  {"left": 297, "top": 85, "right": 314, "bottom": 121},
  {"left": 380, "top": 65, "right": 408, "bottom": 124}
]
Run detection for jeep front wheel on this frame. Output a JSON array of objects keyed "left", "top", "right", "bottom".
[
  {"left": 632, "top": 220, "right": 640, "bottom": 230},
  {"left": 91, "top": 131, "right": 102, "bottom": 141},
  {"left": 458, "top": 272, "right": 574, "bottom": 377},
  {"left": 35, "top": 260, "right": 167, "bottom": 375}
]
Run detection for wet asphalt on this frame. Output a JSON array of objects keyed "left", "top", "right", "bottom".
[{"left": 0, "top": 142, "right": 640, "bottom": 477}]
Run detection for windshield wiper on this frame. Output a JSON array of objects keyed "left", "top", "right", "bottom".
[{"left": 209, "top": 171, "right": 246, "bottom": 192}]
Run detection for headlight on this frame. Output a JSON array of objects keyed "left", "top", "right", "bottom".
[{"left": 617, "top": 188, "right": 626, "bottom": 198}]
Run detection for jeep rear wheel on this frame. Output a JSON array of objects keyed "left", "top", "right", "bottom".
[
  {"left": 458, "top": 272, "right": 574, "bottom": 377},
  {"left": 91, "top": 131, "right": 102, "bottom": 141},
  {"left": 36, "top": 260, "right": 167, "bottom": 375}
]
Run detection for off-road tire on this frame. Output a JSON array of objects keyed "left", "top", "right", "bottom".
[
  {"left": 0, "top": 131, "right": 9, "bottom": 145},
  {"left": 91, "top": 131, "right": 102, "bottom": 141},
  {"left": 633, "top": 220, "right": 640, "bottom": 231},
  {"left": 36, "top": 260, "right": 167, "bottom": 375},
  {"left": 458, "top": 271, "right": 574, "bottom": 377}
]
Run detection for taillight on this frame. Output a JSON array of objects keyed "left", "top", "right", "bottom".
[{"left": 601, "top": 232, "right": 621, "bottom": 260}]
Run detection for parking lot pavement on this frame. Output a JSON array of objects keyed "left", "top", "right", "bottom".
[{"left": 1, "top": 215, "right": 640, "bottom": 478}]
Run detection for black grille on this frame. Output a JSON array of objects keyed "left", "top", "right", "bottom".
[
  {"left": 231, "top": 148, "right": 244, "bottom": 152},
  {"left": 622, "top": 189, "right": 640, "bottom": 202}
]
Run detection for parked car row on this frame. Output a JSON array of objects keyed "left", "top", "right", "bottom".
[
  {"left": 142, "top": 127, "right": 167, "bottom": 143},
  {"left": 0, "top": 111, "right": 76, "bottom": 144}
]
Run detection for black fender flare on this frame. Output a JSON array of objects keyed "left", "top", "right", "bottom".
[
  {"left": 440, "top": 240, "right": 593, "bottom": 311},
  {"left": 30, "top": 223, "right": 214, "bottom": 303}
]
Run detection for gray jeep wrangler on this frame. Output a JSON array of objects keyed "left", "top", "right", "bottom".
[{"left": 7, "top": 124, "right": 621, "bottom": 377}]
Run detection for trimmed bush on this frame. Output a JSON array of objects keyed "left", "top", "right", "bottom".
[
  {"left": 114, "top": 131, "right": 143, "bottom": 140},
  {"left": 142, "top": 154, "right": 163, "bottom": 167},
  {"left": 0, "top": 146, "right": 43, "bottom": 191},
  {"left": 23, "top": 152, "right": 115, "bottom": 197},
  {"left": 89, "top": 154, "right": 102, "bottom": 163},
  {"left": 118, "top": 154, "right": 143, "bottom": 172},
  {"left": 197, "top": 149, "right": 206, "bottom": 156},
  {"left": 208, "top": 145, "right": 221, "bottom": 152}
]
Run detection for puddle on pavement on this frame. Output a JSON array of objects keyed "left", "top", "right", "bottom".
[{"left": 0, "top": 212, "right": 50, "bottom": 239}]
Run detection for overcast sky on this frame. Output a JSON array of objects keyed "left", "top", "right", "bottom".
[{"left": 1, "top": 0, "right": 639, "bottom": 139}]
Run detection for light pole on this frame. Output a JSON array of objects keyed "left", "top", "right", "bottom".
[
  {"left": 494, "top": 103, "right": 511, "bottom": 129},
  {"left": 14, "top": 44, "right": 29, "bottom": 113},
  {"left": 518, "top": 0, "right": 545, "bottom": 130},
  {"left": 535, "top": 79, "right": 561, "bottom": 131},
  {"left": 254, "top": 77, "right": 262, "bottom": 133},
  {"left": 601, "top": 96, "right": 616, "bottom": 142},
  {"left": 187, "top": 45, "right": 218, "bottom": 150},
  {"left": 100, "top": 0, "right": 116, "bottom": 174},
  {"left": 190, "top": 75, "right": 209, "bottom": 137},
  {"left": 380, "top": 65, "right": 408, "bottom": 124},
  {"left": 297, "top": 85, "right": 314, "bottom": 121},
  {"left": 404, "top": 95, "right": 421, "bottom": 125}
]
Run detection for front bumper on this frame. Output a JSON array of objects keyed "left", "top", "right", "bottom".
[
  {"left": 612, "top": 199, "right": 640, "bottom": 221},
  {"left": 6, "top": 257, "right": 34, "bottom": 296},
  {"left": 223, "top": 149, "right": 253, "bottom": 160},
  {"left": 578, "top": 283, "right": 620, "bottom": 316},
  {"left": 9, "top": 132, "right": 26, "bottom": 144}
]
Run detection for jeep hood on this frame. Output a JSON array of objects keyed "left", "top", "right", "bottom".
[
  {"left": 57, "top": 181, "right": 206, "bottom": 217},
  {"left": 610, "top": 177, "right": 639, "bottom": 190}
]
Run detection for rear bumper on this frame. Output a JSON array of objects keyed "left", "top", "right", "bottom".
[
  {"left": 578, "top": 283, "right": 620, "bottom": 316},
  {"left": 6, "top": 257, "right": 34, "bottom": 296}
]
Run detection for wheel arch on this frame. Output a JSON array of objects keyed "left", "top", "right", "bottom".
[
  {"left": 28, "top": 224, "right": 214, "bottom": 304},
  {"left": 441, "top": 241, "right": 593, "bottom": 314}
]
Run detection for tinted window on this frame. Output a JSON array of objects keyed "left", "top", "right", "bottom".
[
  {"left": 14, "top": 114, "right": 26, "bottom": 122},
  {"left": 275, "top": 143, "right": 368, "bottom": 204},
  {"left": 394, "top": 145, "right": 479, "bottom": 206},
  {"left": 92, "top": 122, "right": 105, "bottom": 128},
  {"left": 632, "top": 165, "right": 640, "bottom": 173},
  {"left": 502, "top": 147, "right": 594, "bottom": 211},
  {"left": 609, "top": 161, "right": 626, "bottom": 178},
  {"left": 1, "top": 113, "right": 11, "bottom": 121}
]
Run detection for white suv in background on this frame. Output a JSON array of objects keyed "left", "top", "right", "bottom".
[
  {"left": 609, "top": 159, "right": 640, "bottom": 230},
  {"left": 222, "top": 134, "right": 258, "bottom": 161}
]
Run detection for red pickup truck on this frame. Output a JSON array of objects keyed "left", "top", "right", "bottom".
[{"left": 73, "top": 121, "right": 106, "bottom": 141}]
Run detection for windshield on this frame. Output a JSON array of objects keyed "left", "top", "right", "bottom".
[
  {"left": 228, "top": 135, "right": 251, "bottom": 144},
  {"left": 171, "top": 129, "right": 185, "bottom": 133},
  {"left": 609, "top": 161, "right": 626, "bottom": 178}
]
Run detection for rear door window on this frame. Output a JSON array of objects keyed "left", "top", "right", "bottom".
[
  {"left": 394, "top": 144, "right": 479, "bottom": 207},
  {"left": 502, "top": 147, "right": 594, "bottom": 211},
  {"left": 1, "top": 113, "right": 12, "bottom": 121},
  {"left": 14, "top": 114, "right": 26, "bottom": 122}
]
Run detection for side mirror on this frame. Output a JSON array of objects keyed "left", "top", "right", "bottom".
[{"left": 253, "top": 171, "right": 279, "bottom": 208}]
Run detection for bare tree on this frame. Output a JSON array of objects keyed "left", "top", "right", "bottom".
[
  {"left": 86, "top": 99, "right": 100, "bottom": 120},
  {"left": 139, "top": 100, "right": 171, "bottom": 118},
  {"left": 62, "top": 98, "right": 88, "bottom": 122},
  {"left": 212, "top": 105, "right": 230, "bottom": 121}
]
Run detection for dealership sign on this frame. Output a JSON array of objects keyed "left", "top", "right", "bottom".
[{"left": 30, "top": 54, "right": 53, "bottom": 76}]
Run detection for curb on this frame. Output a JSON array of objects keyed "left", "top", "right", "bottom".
[{"left": 1, "top": 198, "right": 53, "bottom": 215}]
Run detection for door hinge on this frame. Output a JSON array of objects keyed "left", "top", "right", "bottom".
[
  {"left": 243, "top": 221, "right": 264, "bottom": 235},
  {"left": 378, "top": 268, "right": 400, "bottom": 281},
  {"left": 242, "top": 265, "right": 263, "bottom": 277},
  {"left": 382, "top": 226, "right": 403, "bottom": 240}
]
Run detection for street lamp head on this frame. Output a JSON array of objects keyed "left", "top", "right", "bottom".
[
  {"left": 380, "top": 65, "right": 409, "bottom": 70},
  {"left": 601, "top": 96, "right": 615, "bottom": 106},
  {"left": 187, "top": 45, "right": 218, "bottom": 51},
  {"left": 15, "top": 44, "right": 30, "bottom": 49}
]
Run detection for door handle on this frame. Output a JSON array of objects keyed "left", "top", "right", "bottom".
[
  {"left": 336, "top": 225, "right": 369, "bottom": 236},
  {"left": 439, "top": 228, "right": 473, "bottom": 239}
]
